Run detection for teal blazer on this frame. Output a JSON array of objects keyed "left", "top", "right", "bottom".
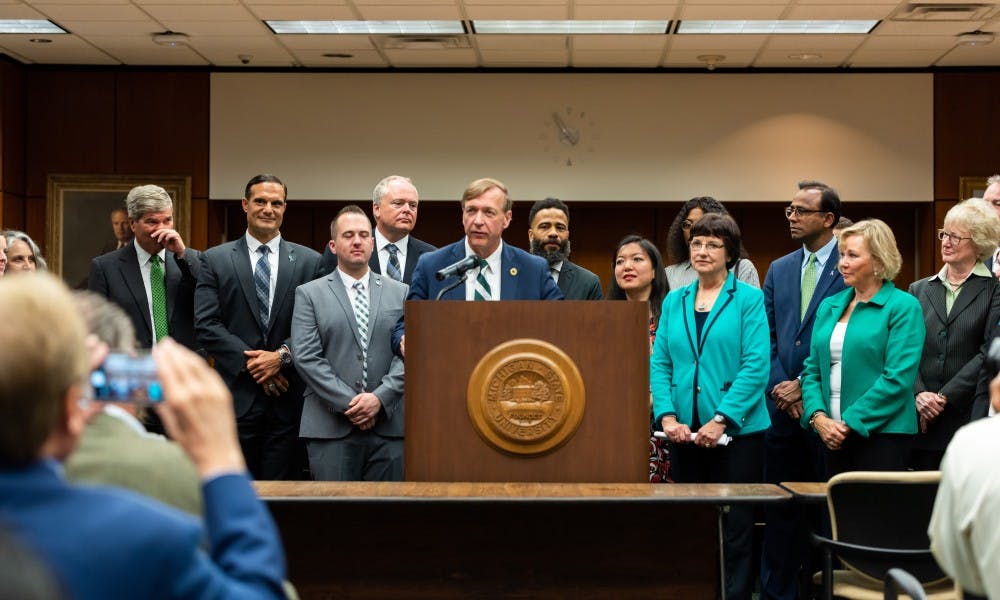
[
  {"left": 799, "top": 282, "right": 924, "bottom": 436},
  {"left": 651, "top": 272, "right": 771, "bottom": 436}
]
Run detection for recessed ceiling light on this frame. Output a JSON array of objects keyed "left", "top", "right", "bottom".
[
  {"left": 152, "top": 31, "right": 190, "bottom": 47},
  {"left": 0, "top": 19, "right": 66, "bottom": 34},
  {"left": 266, "top": 20, "right": 464, "bottom": 35},
  {"left": 957, "top": 30, "right": 994, "bottom": 46},
  {"left": 474, "top": 20, "right": 669, "bottom": 34},
  {"left": 697, "top": 54, "right": 726, "bottom": 70},
  {"left": 788, "top": 53, "right": 823, "bottom": 60},
  {"left": 677, "top": 20, "right": 877, "bottom": 34},
  {"left": 322, "top": 52, "right": 354, "bottom": 58},
  {"left": 29, "top": 38, "right": 53, "bottom": 44}
]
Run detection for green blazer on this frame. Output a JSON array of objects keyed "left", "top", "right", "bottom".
[
  {"left": 651, "top": 272, "right": 771, "bottom": 436},
  {"left": 799, "top": 282, "right": 924, "bottom": 437},
  {"left": 64, "top": 410, "right": 202, "bottom": 516}
]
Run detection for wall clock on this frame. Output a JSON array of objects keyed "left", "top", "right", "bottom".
[{"left": 540, "top": 106, "right": 598, "bottom": 167}]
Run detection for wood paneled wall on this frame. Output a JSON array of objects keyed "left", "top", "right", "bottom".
[{"left": 1, "top": 63, "right": 996, "bottom": 287}]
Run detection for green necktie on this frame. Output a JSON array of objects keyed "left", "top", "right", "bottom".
[
  {"left": 800, "top": 253, "right": 817, "bottom": 321},
  {"left": 150, "top": 254, "right": 169, "bottom": 341},
  {"left": 474, "top": 258, "right": 492, "bottom": 301}
]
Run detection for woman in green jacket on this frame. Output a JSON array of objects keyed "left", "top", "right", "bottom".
[{"left": 800, "top": 219, "right": 924, "bottom": 477}]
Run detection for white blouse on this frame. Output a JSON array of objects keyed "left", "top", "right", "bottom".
[{"left": 829, "top": 322, "right": 848, "bottom": 422}]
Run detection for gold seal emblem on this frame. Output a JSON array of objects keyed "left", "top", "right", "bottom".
[{"left": 467, "top": 338, "right": 585, "bottom": 455}]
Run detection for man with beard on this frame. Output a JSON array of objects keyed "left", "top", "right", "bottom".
[{"left": 527, "top": 198, "right": 603, "bottom": 300}]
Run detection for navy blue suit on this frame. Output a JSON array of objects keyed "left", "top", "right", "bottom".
[
  {"left": 0, "top": 460, "right": 284, "bottom": 599},
  {"left": 760, "top": 244, "right": 845, "bottom": 600},
  {"left": 391, "top": 240, "right": 563, "bottom": 354}
]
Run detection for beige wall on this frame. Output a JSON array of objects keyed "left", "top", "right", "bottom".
[{"left": 210, "top": 72, "right": 933, "bottom": 202}]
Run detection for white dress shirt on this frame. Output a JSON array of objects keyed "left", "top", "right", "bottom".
[
  {"left": 374, "top": 229, "right": 408, "bottom": 277},
  {"left": 464, "top": 239, "right": 502, "bottom": 301},
  {"left": 245, "top": 232, "right": 281, "bottom": 312},
  {"left": 133, "top": 240, "right": 167, "bottom": 346}
]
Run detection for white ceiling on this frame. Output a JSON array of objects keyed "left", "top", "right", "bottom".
[{"left": 1, "top": 0, "right": 999, "bottom": 68}]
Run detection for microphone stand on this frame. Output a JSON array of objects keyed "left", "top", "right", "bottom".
[{"left": 436, "top": 271, "right": 469, "bottom": 301}]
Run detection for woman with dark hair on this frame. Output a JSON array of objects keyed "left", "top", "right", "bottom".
[
  {"left": 608, "top": 235, "right": 670, "bottom": 482},
  {"left": 664, "top": 197, "right": 759, "bottom": 290},
  {"left": 651, "top": 213, "right": 770, "bottom": 599}
]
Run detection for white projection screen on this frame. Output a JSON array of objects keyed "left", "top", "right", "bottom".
[{"left": 210, "top": 72, "right": 932, "bottom": 203}]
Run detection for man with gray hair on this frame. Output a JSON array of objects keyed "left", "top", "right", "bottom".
[
  {"left": 88, "top": 184, "right": 202, "bottom": 356},
  {"left": 320, "top": 175, "right": 436, "bottom": 283}
]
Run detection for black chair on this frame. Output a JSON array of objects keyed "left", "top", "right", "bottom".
[
  {"left": 810, "top": 471, "right": 956, "bottom": 599},
  {"left": 885, "top": 568, "right": 928, "bottom": 600}
]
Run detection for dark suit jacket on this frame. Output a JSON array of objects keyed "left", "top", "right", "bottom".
[
  {"left": 391, "top": 239, "right": 563, "bottom": 354},
  {"left": 195, "top": 236, "right": 323, "bottom": 418},
  {"left": 292, "top": 272, "right": 407, "bottom": 440},
  {"left": 88, "top": 244, "right": 202, "bottom": 352},
  {"left": 319, "top": 235, "right": 435, "bottom": 284},
  {"left": 0, "top": 460, "right": 285, "bottom": 599},
  {"left": 763, "top": 245, "right": 846, "bottom": 436},
  {"left": 909, "top": 272, "right": 1000, "bottom": 449},
  {"left": 557, "top": 259, "right": 604, "bottom": 300}
]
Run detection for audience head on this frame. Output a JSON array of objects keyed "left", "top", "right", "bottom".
[
  {"left": 371, "top": 175, "right": 419, "bottom": 242},
  {"left": 528, "top": 197, "right": 572, "bottom": 266},
  {"left": 461, "top": 178, "right": 512, "bottom": 258},
  {"left": 2, "top": 230, "right": 47, "bottom": 274},
  {"left": 242, "top": 174, "right": 287, "bottom": 243},
  {"left": 689, "top": 213, "right": 743, "bottom": 271},
  {"left": 73, "top": 290, "right": 137, "bottom": 353},
  {"left": 125, "top": 185, "right": 175, "bottom": 255},
  {"left": 666, "top": 196, "right": 743, "bottom": 265},
  {"left": 329, "top": 204, "right": 374, "bottom": 277},
  {"left": 834, "top": 216, "right": 854, "bottom": 238},
  {"left": 983, "top": 174, "right": 1000, "bottom": 219},
  {"left": 609, "top": 234, "right": 668, "bottom": 321},
  {"left": 838, "top": 219, "right": 902, "bottom": 286},
  {"left": 939, "top": 198, "right": 1000, "bottom": 264},
  {"left": 0, "top": 273, "right": 89, "bottom": 467}
]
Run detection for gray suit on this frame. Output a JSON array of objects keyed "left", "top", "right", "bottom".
[
  {"left": 291, "top": 270, "right": 407, "bottom": 480},
  {"left": 556, "top": 259, "right": 604, "bottom": 300}
]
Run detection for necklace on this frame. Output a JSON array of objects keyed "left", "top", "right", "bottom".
[{"left": 697, "top": 301, "right": 709, "bottom": 310}]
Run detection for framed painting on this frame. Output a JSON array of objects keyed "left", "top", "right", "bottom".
[
  {"left": 959, "top": 176, "right": 991, "bottom": 201},
  {"left": 46, "top": 174, "right": 191, "bottom": 285}
]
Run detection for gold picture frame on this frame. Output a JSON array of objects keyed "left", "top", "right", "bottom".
[
  {"left": 46, "top": 174, "right": 191, "bottom": 284},
  {"left": 959, "top": 176, "right": 991, "bottom": 202}
]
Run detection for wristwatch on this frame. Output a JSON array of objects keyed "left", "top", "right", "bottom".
[
  {"left": 712, "top": 414, "right": 726, "bottom": 425},
  {"left": 278, "top": 345, "right": 292, "bottom": 367}
]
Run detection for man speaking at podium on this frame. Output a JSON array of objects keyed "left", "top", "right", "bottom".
[{"left": 392, "top": 178, "right": 562, "bottom": 356}]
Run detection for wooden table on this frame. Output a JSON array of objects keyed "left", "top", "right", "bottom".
[
  {"left": 779, "top": 481, "right": 829, "bottom": 503},
  {"left": 255, "top": 481, "right": 791, "bottom": 599}
]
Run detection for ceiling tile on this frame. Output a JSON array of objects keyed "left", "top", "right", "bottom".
[
  {"left": 862, "top": 33, "right": 958, "bottom": 49},
  {"left": 0, "top": 33, "right": 118, "bottom": 62},
  {"left": 574, "top": 0, "right": 675, "bottom": 4},
  {"left": 0, "top": 4, "right": 47, "bottom": 18},
  {"left": 681, "top": 0, "right": 787, "bottom": 6},
  {"left": 58, "top": 20, "right": 159, "bottom": 35},
  {"left": 662, "top": 49, "right": 755, "bottom": 65},
  {"left": 753, "top": 49, "right": 850, "bottom": 66},
  {"left": 354, "top": 4, "right": 462, "bottom": 19},
  {"left": 156, "top": 20, "right": 269, "bottom": 36},
  {"left": 276, "top": 33, "right": 377, "bottom": 49},
  {"left": 353, "top": 0, "right": 455, "bottom": 4},
  {"left": 670, "top": 33, "right": 768, "bottom": 50},
  {"left": 785, "top": 5, "right": 893, "bottom": 20},
  {"left": 246, "top": 5, "right": 355, "bottom": 19},
  {"left": 32, "top": 4, "right": 148, "bottom": 20},
  {"left": 934, "top": 44, "right": 1000, "bottom": 65},
  {"left": 464, "top": 0, "right": 567, "bottom": 5},
  {"left": 242, "top": 0, "right": 349, "bottom": 4},
  {"left": 796, "top": 0, "right": 897, "bottom": 4},
  {"left": 764, "top": 34, "right": 865, "bottom": 50},
  {"left": 571, "top": 34, "right": 666, "bottom": 50},
  {"left": 475, "top": 34, "right": 565, "bottom": 49},
  {"left": 465, "top": 5, "right": 568, "bottom": 18},
  {"left": 480, "top": 48, "right": 567, "bottom": 65},
  {"left": 140, "top": 4, "right": 258, "bottom": 21},
  {"left": 383, "top": 47, "right": 477, "bottom": 65},
  {"left": 573, "top": 5, "right": 676, "bottom": 19},
  {"left": 848, "top": 49, "right": 947, "bottom": 66},
  {"left": 25, "top": 0, "right": 130, "bottom": 4},
  {"left": 875, "top": 20, "right": 985, "bottom": 35},
  {"left": 572, "top": 49, "right": 661, "bottom": 66},
  {"left": 679, "top": 5, "right": 785, "bottom": 19}
]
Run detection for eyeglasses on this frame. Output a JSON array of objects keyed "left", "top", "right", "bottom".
[
  {"left": 689, "top": 240, "right": 725, "bottom": 252},
  {"left": 937, "top": 229, "right": 973, "bottom": 244},
  {"left": 785, "top": 206, "right": 827, "bottom": 218}
]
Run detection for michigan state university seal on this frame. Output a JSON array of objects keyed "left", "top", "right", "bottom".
[{"left": 467, "top": 339, "right": 585, "bottom": 455}]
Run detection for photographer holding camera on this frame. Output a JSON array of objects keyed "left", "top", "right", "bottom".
[{"left": 0, "top": 273, "right": 286, "bottom": 599}]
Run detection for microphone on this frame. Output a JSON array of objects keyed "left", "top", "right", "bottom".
[{"left": 436, "top": 255, "right": 479, "bottom": 281}]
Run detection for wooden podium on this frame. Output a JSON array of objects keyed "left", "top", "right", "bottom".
[{"left": 404, "top": 300, "right": 649, "bottom": 482}]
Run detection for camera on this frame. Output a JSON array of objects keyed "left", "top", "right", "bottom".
[{"left": 90, "top": 352, "right": 163, "bottom": 405}]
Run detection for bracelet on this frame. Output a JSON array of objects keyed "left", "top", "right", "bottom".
[{"left": 808, "top": 411, "right": 826, "bottom": 430}]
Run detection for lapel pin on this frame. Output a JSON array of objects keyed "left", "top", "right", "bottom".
[
  {"left": 509, "top": 267, "right": 518, "bottom": 276},
  {"left": 374, "top": 276, "right": 382, "bottom": 286}
]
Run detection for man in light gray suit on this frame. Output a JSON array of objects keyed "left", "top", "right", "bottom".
[{"left": 291, "top": 205, "right": 407, "bottom": 481}]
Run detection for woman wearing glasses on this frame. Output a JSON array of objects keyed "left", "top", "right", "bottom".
[
  {"left": 651, "top": 213, "right": 770, "bottom": 600},
  {"left": 663, "top": 196, "right": 760, "bottom": 290},
  {"left": 908, "top": 199, "right": 1000, "bottom": 470},
  {"left": 800, "top": 219, "right": 925, "bottom": 476}
]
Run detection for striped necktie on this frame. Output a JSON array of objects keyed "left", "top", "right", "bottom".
[
  {"left": 385, "top": 243, "right": 403, "bottom": 281},
  {"left": 474, "top": 258, "right": 492, "bottom": 301},
  {"left": 801, "top": 253, "right": 817, "bottom": 320},
  {"left": 149, "top": 254, "right": 168, "bottom": 342},
  {"left": 254, "top": 245, "right": 271, "bottom": 327},
  {"left": 352, "top": 280, "right": 369, "bottom": 384}
]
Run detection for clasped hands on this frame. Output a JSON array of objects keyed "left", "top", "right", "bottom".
[
  {"left": 772, "top": 379, "right": 803, "bottom": 419},
  {"left": 812, "top": 413, "right": 850, "bottom": 450},
  {"left": 660, "top": 416, "right": 726, "bottom": 448},
  {"left": 915, "top": 391, "right": 946, "bottom": 433},
  {"left": 244, "top": 349, "right": 288, "bottom": 397},
  {"left": 345, "top": 393, "right": 381, "bottom": 431}
]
